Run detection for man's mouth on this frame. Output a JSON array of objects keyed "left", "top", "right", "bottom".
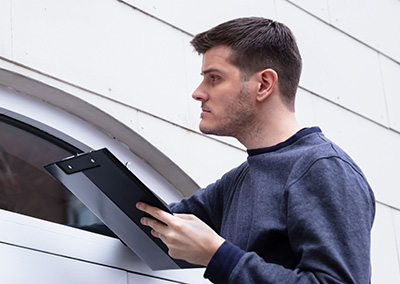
[
  {"left": 200, "top": 108, "right": 210, "bottom": 119},
  {"left": 201, "top": 105, "right": 210, "bottom": 113}
]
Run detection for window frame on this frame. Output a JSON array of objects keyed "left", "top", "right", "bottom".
[{"left": 0, "top": 82, "right": 206, "bottom": 283}]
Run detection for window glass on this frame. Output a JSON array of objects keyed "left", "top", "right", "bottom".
[{"left": 0, "top": 115, "right": 113, "bottom": 236}]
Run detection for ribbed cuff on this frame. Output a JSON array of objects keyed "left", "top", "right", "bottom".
[{"left": 204, "top": 240, "right": 245, "bottom": 284}]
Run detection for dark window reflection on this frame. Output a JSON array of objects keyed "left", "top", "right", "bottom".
[{"left": 0, "top": 115, "right": 114, "bottom": 236}]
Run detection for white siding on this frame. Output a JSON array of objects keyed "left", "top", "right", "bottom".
[
  {"left": 0, "top": 243, "right": 128, "bottom": 284},
  {"left": 327, "top": 0, "right": 400, "bottom": 62},
  {"left": 380, "top": 54, "right": 400, "bottom": 132},
  {"left": 0, "top": 0, "right": 12, "bottom": 58},
  {"left": 120, "top": 0, "right": 277, "bottom": 35},
  {"left": 371, "top": 203, "right": 400, "bottom": 284}
]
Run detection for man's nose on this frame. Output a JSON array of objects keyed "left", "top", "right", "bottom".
[{"left": 192, "top": 86, "right": 208, "bottom": 102}]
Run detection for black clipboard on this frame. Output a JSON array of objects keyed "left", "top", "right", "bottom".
[{"left": 45, "top": 148, "right": 199, "bottom": 270}]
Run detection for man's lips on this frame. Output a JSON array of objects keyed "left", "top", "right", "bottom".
[
  {"left": 200, "top": 108, "right": 210, "bottom": 118},
  {"left": 200, "top": 107, "right": 210, "bottom": 118}
]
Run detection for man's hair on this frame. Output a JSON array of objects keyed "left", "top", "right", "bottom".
[{"left": 190, "top": 17, "right": 302, "bottom": 110}]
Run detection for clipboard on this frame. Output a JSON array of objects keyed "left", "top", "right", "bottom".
[{"left": 45, "top": 148, "right": 199, "bottom": 270}]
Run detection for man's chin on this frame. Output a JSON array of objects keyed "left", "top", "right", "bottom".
[
  {"left": 199, "top": 126, "right": 212, "bottom": 135},
  {"left": 199, "top": 124, "right": 228, "bottom": 137},
  {"left": 199, "top": 124, "right": 216, "bottom": 135}
]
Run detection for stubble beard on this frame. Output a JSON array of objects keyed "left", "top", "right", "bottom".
[{"left": 199, "top": 84, "right": 257, "bottom": 141}]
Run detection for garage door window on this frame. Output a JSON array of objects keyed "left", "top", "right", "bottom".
[{"left": 0, "top": 114, "right": 111, "bottom": 235}]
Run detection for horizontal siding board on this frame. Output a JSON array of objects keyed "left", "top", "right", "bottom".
[
  {"left": 0, "top": 242, "right": 128, "bottom": 284},
  {"left": 328, "top": 0, "right": 400, "bottom": 62}
]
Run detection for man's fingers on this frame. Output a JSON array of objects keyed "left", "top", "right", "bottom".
[
  {"left": 136, "top": 202, "right": 174, "bottom": 235},
  {"left": 137, "top": 203, "right": 181, "bottom": 245},
  {"left": 136, "top": 202, "right": 169, "bottom": 222},
  {"left": 140, "top": 215, "right": 167, "bottom": 238}
]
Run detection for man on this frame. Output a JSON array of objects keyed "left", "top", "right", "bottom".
[{"left": 137, "top": 17, "right": 375, "bottom": 283}]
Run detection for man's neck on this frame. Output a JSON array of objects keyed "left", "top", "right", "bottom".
[{"left": 239, "top": 111, "right": 301, "bottom": 151}]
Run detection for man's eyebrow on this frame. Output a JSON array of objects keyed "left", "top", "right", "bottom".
[{"left": 201, "top": 68, "right": 223, "bottom": 76}]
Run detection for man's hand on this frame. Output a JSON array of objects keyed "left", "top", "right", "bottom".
[{"left": 136, "top": 202, "right": 225, "bottom": 266}]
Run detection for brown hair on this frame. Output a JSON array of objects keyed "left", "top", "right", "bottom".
[{"left": 190, "top": 17, "right": 302, "bottom": 110}]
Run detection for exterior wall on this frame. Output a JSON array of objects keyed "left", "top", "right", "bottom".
[{"left": 0, "top": 0, "right": 399, "bottom": 283}]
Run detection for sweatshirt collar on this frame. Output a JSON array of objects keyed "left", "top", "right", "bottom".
[{"left": 247, "top": 127, "right": 321, "bottom": 156}]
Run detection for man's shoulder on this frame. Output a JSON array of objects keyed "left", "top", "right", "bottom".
[
  {"left": 285, "top": 131, "right": 369, "bottom": 184},
  {"left": 300, "top": 133, "right": 358, "bottom": 167},
  {"left": 218, "top": 161, "right": 249, "bottom": 185}
]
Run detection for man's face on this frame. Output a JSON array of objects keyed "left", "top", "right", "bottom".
[{"left": 192, "top": 46, "right": 257, "bottom": 139}]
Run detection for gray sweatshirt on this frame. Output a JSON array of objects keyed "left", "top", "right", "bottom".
[{"left": 170, "top": 127, "right": 375, "bottom": 283}]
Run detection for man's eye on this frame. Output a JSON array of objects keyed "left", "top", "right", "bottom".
[{"left": 210, "top": 75, "right": 219, "bottom": 82}]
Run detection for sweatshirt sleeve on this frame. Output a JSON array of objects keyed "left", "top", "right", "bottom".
[
  {"left": 169, "top": 163, "right": 247, "bottom": 232},
  {"left": 205, "top": 157, "right": 375, "bottom": 284},
  {"left": 204, "top": 240, "right": 245, "bottom": 283}
]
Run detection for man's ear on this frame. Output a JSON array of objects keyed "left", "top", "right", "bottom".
[{"left": 256, "top": 69, "right": 278, "bottom": 102}]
